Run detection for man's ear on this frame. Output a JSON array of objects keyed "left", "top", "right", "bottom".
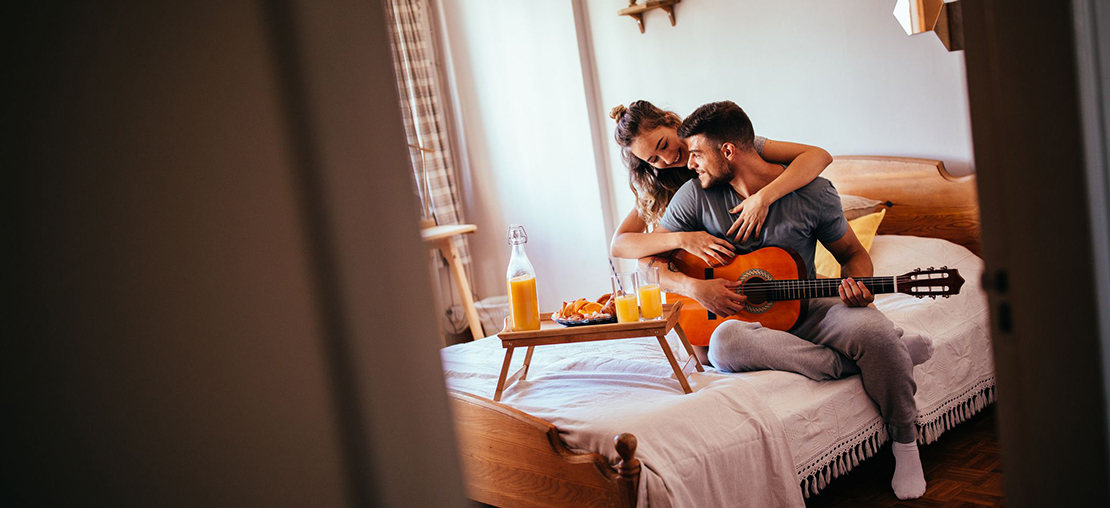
[{"left": 721, "top": 142, "right": 736, "bottom": 161}]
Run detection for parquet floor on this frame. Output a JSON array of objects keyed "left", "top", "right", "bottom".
[{"left": 806, "top": 404, "right": 1003, "bottom": 507}]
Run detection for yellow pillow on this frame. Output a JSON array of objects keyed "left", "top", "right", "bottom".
[{"left": 814, "top": 209, "right": 886, "bottom": 278}]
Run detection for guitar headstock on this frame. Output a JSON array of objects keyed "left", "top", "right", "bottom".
[{"left": 896, "top": 266, "right": 965, "bottom": 299}]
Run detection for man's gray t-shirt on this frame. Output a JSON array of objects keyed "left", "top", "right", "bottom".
[{"left": 658, "top": 176, "right": 849, "bottom": 278}]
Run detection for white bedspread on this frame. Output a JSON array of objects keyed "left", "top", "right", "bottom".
[{"left": 441, "top": 235, "right": 992, "bottom": 507}]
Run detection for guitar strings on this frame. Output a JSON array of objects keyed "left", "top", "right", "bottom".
[
  {"left": 728, "top": 276, "right": 908, "bottom": 289},
  {"left": 727, "top": 275, "right": 948, "bottom": 297},
  {"left": 728, "top": 277, "right": 909, "bottom": 293},
  {"left": 732, "top": 283, "right": 903, "bottom": 291}
]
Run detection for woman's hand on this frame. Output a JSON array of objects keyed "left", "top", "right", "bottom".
[
  {"left": 679, "top": 231, "right": 735, "bottom": 266},
  {"left": 727, "top": 191, "right": 772, "bottom": 243}
]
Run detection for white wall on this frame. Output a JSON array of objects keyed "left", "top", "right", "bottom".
[
  {"left": 585, "top": 0, "right": 976, "bottom": 225},
  {"left": 438, "top": 0, "right": 614, "bottom": 310}
]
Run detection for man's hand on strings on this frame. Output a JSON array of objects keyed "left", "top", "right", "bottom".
[{"left": 839, "top": 277, "right": 874, "bottom": 307}]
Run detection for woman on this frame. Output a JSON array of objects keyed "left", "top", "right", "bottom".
[{"left": 608, "top": 100, "right": 833, "bottom": 265}]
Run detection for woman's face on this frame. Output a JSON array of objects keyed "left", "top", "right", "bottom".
[{"left": 630, "top": 125, "right": 688, "bottom": 169}]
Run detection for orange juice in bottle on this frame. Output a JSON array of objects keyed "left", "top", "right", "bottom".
[{"left": 506, "top": 224, "right": 540, "bottom": 331}]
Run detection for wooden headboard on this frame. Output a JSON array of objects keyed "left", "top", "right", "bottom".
[{"left": 824, "top": 156, "right": 981, "bottom": 256}]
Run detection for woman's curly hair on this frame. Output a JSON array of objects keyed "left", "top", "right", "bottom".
[{"left": 610, "top": 101, "right": 695, "bottom": 226}]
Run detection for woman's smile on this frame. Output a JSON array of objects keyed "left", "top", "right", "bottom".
[{"left": 670, "top": 146, "right": 685, "bottom": 166}]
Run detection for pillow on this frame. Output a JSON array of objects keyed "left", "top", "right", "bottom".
[
  {"left": 814, "top": 209, "right": 886, "bottom": 278},
  {"left": 841, "top": 194, "right": 884, "bottom": 221}
]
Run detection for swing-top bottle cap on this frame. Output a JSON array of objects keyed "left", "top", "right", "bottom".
[{"left": 507, "top": 224, "right": 528, "bottom": 245}]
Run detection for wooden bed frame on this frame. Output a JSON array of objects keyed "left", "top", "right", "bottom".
[{"left": 448, "top": 157, "right": 981, "bottom": 508}]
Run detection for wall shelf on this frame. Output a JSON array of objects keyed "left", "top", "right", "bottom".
[{"left": 618, "top": 0, "right": 681, "bottom": 34}]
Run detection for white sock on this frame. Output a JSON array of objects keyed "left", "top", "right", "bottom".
[
  {"left": 891, "top": 441, "right": 927, "bottom": 500},
  {"left": 902, "top": 334, "right": 935, "bottom": 366}
]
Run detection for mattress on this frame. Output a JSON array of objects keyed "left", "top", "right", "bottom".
[{"left": 440, "top": 235, "right": 993, "bottom": 506}]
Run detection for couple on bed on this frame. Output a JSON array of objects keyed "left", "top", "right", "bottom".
[{"left": 608, "top": 100, "right": 934, "bottom": 500}]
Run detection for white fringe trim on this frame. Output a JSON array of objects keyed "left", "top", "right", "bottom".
[
  {"left": 916, "top": 377, "right": 996, "bottom": 445},
  {"left": 797, "top": 377, "right": 996, "bottom": 499},
  {"left": 798, "top": 419, "right": 888, "bottom": 498}
]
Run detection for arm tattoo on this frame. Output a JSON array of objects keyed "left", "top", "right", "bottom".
[{"left": 647, "top": 256, "right": 679, "bottom": 273}]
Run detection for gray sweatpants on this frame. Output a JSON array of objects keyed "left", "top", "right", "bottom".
[{"left": 707, "top": 298, "right": 918, "bottom": 443}]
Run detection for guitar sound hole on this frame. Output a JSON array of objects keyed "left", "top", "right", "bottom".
[{"left": 742, "top": 277, "right": 769, "bottom": 304}]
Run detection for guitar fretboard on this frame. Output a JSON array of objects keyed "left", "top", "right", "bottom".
[{"left": 739, "top": 276, "right": 900, "bottom": 301}]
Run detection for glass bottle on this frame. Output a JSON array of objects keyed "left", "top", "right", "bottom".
[{"left": 506, "top": 224, "right": 540, "bottom": 331}]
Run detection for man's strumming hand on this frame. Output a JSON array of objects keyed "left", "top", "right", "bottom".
[{"left": 690, "top": 278, "right": 747, "bottom": 317}]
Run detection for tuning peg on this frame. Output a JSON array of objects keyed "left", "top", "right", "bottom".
[
  {"left": 913, "top": 268, "right": 921, "bottom": 272},
  {"left": 927, "top": 266, "right": 935, "bottom": 271},
  {"left": 941, "top": 265, "right": 948, "bottom": 270},
  {"left": 944, "top": 295, "right": 951, "bottom": 298},
  {"left": 916, "top": 295, "right": 924, "bottom": 299},
  {"left": 930, "top": 295, "right": 937, "bottom": 299}
]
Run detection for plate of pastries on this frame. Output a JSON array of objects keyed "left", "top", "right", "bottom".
[{"left": 551, "top": 293, "right": 617, "bottom": 326}]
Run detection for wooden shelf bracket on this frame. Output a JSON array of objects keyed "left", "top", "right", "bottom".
[{"left": 618, "top": 0, "right": 680, "bottom": 34}]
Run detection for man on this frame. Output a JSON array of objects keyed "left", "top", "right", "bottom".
[{"left": 645, "top": 101, "right": 928, "bottom": 500}]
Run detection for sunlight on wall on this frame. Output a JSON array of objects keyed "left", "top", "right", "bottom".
[{"left": 438, "top": 0, "right": 613, "bottom": 310}]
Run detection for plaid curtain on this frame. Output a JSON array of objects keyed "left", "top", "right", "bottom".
[{"left": 385, "top": 0, "right": 472, "bottom": 270}]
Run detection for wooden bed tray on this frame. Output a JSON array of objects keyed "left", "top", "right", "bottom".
[
  {"left": 492, "top": 302, "right": 700, "bottom": 401},
  {"left": 447, "top": 157, "right": 981, "bottom": 507}
]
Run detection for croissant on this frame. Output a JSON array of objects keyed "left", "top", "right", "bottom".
[{"left": 555, "top": 294, "right": 615, "bottom": 321}]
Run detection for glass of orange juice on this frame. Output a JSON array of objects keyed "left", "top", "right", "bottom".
[
  {"left": 611, "top": 272, "right": 639, "bottom": 323},
  {"left": 637, "top": 267, "right": 663, "bottom": 320}
]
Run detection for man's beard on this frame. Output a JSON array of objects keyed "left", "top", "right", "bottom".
[{"left": 698, "top": 162, "right": 733, "bottom": 188}]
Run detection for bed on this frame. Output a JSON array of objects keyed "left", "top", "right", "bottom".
[{"left": 442, "top": 157, "right": 990, "bottom": 507}]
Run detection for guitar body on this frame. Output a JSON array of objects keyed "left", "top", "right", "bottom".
[{"left": 666, "top": 247, "right": 809, "bottom": 347}]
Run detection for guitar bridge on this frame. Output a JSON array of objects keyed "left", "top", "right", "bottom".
[{"left": 705, "top": 268, "right": 717, "bottom": 320}]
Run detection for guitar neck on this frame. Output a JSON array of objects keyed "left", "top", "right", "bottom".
[{"left": 743, "top": 276, "right": 898, "bottom": 301}]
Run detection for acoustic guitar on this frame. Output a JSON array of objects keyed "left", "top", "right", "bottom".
[{"left": 665, "top": 247, "right": 965, "bottom": 346}]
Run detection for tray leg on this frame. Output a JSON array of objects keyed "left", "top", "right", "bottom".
[
  {"left": 520, "top": 346, "right": 536, "bottom": 380},
  {"left": 656, "top": 335, "right": 692, "bottom": 394},
  {"left": 494, "top": 346, "right": 516, "bottom": 402},
  {"left": 673, "top": 322, "right": 704, "bottom": 372}
]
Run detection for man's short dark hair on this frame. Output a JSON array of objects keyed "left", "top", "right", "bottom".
[{"left": 677, "top": 101, "right": 755, "bottom": 151}]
